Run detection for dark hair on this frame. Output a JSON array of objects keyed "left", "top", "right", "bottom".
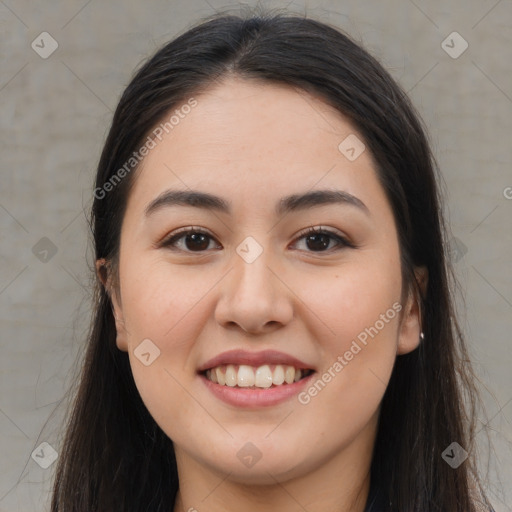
[{"left": 51, "top": 8, "right": 491, "bottom": 511}]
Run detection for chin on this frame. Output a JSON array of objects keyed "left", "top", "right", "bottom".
[{"left": 199, "top": 447, "right": 310, "bottom": 485}]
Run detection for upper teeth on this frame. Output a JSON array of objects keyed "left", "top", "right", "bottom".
[{"left": 205, "top": 364, "right": 306, "bottom": 388}]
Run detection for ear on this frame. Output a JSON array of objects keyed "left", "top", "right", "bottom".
[
  {"left": 397, "top": 266, "right": 428, "bottom": 355},
  {"left": 95, "top": 258, "right": 129, "bottom": 352}
]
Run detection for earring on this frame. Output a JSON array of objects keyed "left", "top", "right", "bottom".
[{"left": 420, "top": 331, "right": 425, "bottom": 340}]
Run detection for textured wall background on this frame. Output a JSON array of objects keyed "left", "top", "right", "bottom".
[{"left": 1, "top": 1, "right": 511, "bottom": 510}]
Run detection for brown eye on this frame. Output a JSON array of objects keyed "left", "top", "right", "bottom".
[
  {"left": 161, "top": 229, "right": 220, "bottom": 252},
  {"left": 160, "top": 226, "right": 354, "bottom": 255},
  {"left": 181, "top": 232, "right": 211, "bottom": 251},
  {"left": 304, "top": 232, "right": 334, "bottom": 251},
  {"left": 293, "top": 227, "right": 354, "bottom": 252}
]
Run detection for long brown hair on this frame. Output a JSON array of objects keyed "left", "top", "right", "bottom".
[{"left": 51, "top": 8, "right": 492, "bottom": 511}]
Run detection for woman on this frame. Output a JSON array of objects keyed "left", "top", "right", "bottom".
[{"left": 51, "top": 10, "right": 493, "bottom": 512}]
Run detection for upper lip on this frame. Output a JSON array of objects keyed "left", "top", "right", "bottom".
[{"left": 197, "top": 349, "right": 315, "bottom": 372}]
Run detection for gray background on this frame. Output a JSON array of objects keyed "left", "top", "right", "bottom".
[{"left": 1, "top": 0, "right": 511, "bottom": 510}]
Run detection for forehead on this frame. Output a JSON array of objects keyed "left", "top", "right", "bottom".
[{"left": 125, "top": 77, "right": 387, "bottom": 219}]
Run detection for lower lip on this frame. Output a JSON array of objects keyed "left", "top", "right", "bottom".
[{"left": 199, "top": 372, "right": 316, "bottom": 408}]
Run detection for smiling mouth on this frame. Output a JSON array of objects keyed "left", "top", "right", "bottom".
[{"left": 201, "top": 364, "right": 315, "bottom": 389}]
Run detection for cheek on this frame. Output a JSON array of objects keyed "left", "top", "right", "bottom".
[
  {"left": 116, "top": 258, "right": 214, "bottom": 415},
  {"left": 120, "top": 266, "right": 210, "bottom": 437},
  {"left": 120, "top": 258, "right": 213, "bottom": 343},
  {"left": 296, "top": 253, "right": 402, "bottom": 406},
  {"left": 120, "top": 245, "right": 402, "bottom": 378},
  {"left": 300, "top": 253, "right": 402, "bottom": 351}
]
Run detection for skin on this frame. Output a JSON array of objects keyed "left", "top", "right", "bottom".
[{"left": 97, "top": 76, "right": 426, "bottom": 512}]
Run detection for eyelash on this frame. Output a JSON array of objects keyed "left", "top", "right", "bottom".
[{"left": 158, "top": 225, "right": 355, "bottom": 254}]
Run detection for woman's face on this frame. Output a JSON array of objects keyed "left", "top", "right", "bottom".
[{"left": 105, "top": 77, "right": 422, "bottom": 485}]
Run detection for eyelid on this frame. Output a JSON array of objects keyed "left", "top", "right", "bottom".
[
  {"left": 158, "top": 225, "right": 355, "bottom": 253},
  {"left": 293, "top": 225, "right": 353, "bottom": 246},
  {"left": 157, "top": 226, "right": 219, "bottom": 249}
]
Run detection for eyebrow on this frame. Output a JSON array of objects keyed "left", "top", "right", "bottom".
[{"left": 144, "top": 188, "right": 369, "bottom": 218}]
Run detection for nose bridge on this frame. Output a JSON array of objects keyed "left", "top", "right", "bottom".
[
  {"left": 214, "top": 234, "right": 293, "bottom": 333},
  {"left": 232, "top": 234, "right": 277, "bottom": 305}
]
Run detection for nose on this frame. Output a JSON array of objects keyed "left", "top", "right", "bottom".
[{"left": 214, "top": 245, "right": 294, "bottom": 335}]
